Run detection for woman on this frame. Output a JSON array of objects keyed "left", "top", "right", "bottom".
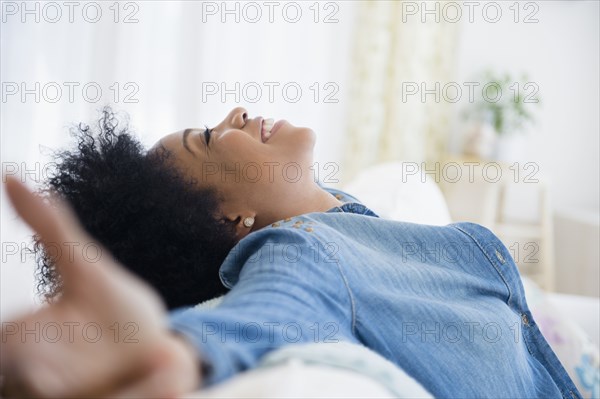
[{"left": 1, "top": 107, "right": 581, "bottom": 398}]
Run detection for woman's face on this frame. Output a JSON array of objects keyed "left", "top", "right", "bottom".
[{"left": 152, "top": 107, "right": 319, "bottom": 231}]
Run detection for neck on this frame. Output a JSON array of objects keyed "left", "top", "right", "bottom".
[{"left": 254, "top": 183, "right": 343, "bottom": 230}]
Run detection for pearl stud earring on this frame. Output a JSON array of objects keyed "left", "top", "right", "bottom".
[{"left": 243, "top": 217, "right": 255, "bottom": 228}]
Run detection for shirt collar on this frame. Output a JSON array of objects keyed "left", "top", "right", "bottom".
[{"left": 326, "top": 202, "right": 379, "bottom": 218}]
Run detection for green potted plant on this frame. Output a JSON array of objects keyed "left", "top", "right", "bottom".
[{"left": 463, "top": 69, "right": 541, "bottom": 160}]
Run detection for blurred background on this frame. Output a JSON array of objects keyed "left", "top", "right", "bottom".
[{"left": 1, "top": 1, "right": 598, "bottom": 320}]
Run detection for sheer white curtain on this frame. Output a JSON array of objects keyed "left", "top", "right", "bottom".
[{"left": 341, "top": 0, "right": 458, "bottom": 182}]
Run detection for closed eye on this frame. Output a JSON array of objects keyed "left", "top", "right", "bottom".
[{"left": 203, "top": 126, "right": 213, "bottom": 147}]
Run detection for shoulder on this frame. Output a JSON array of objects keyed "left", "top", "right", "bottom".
[
  {"left": 447, "top": 221, "right": 502, "bottom": 243},
  {"left": 219, "top": 215, "right": 341, "bottom": 288}
]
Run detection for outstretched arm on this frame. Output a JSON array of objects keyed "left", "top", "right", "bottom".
[{"left": 169, "top": 227, "right": 356, "bottom": 386}]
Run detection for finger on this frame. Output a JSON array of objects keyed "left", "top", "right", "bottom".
[{"left": 4, "top": 176, "right": 98, "bottom": 287}]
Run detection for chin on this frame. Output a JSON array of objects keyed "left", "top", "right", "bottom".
[
  {"left": 273, "top": 124, "right": 316, "bottom": 150},
  {"left": 292, "top": 125, "right": 317, "bottom": 146}
]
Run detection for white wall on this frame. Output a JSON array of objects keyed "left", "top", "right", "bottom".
[
  {"left": 555, "top": 209, "right": 600, "bottom": 296},
  {"left": 455, "top": 1, "right": 599, "bottom": 213}
]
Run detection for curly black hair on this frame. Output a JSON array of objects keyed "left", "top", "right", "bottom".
[{"left": 32, "top": 107, "right": 238, "bottom": 310}]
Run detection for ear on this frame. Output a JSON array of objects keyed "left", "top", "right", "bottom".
[{"left": 225, "top": 213, "right": 256, "bottom": 241}]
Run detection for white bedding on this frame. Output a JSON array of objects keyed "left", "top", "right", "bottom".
[
  {"left": 184, "top": 361, "right": 397, "bottom": 399},
  {"left": 184, "top": 342, "right": 434, "bottom": 398}
]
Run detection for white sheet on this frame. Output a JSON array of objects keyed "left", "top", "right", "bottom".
[{"left": 183, "top": 360, "right": 397, "bottom": 399}]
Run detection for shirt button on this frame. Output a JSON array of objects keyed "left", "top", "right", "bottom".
[
  {"left": 521, "top": 313, "right": 530, "bottom": 326},
  {"left": 495, "top": 249, "right": 506, "bottom": 264}
]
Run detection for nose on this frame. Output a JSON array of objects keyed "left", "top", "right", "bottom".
[{"left": 226, "top": 107, "right": 248, "bottom": 129}]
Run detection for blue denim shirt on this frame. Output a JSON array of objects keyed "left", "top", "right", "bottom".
[{"left": 170, "top": 189, "right": 581, "bottom": 398}]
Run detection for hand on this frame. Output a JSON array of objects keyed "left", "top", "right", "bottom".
[{"left": 0, "top": 177, "right": 201, "bottom": 398}]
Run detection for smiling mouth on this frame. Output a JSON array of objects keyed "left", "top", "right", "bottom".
[{"left": 261, "top": 118, "right": 274, "bottom": 143}]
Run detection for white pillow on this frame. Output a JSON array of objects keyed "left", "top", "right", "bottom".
[{"left": 342, "top": 162, "right": 452, "bottom": 225}]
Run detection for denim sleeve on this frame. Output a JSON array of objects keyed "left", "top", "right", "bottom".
[{"left": 168, "top": 229, "right": 355, "bottom": 387}]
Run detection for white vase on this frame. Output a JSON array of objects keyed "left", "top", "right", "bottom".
[
  {"left": 494, "top": 133, "right": 526, "bottom": 162},
  {"left": 463, "top": 122, "right": 497, "bottom": 160}
]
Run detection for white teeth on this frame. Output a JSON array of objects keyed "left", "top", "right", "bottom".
[{"left": 262, "top": 118, "right": 274, "bottom": 135}]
